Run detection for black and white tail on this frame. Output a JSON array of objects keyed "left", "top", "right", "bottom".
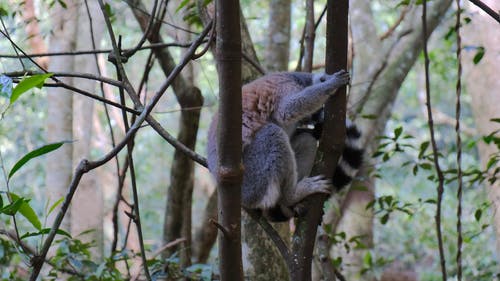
[{"left": 332, "top": 122, "right": 364, "bottom": 190}]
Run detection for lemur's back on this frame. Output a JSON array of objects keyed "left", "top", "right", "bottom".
[{"left": 241, "top": 73, "right": 306, "bottom": 146}]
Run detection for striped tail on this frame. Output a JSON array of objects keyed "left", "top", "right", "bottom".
[{"left": 332, "top": 122, "right": 364, "bottom": 190}]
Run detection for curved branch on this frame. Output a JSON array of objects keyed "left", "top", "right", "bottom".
[{"left": 468, "top": 0, "right": 500, "bottom": 23}]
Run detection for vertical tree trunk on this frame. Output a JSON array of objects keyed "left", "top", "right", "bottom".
[
  {"left": 70, "top": 0, "right": 105, "bottom": 259},
  {"left": 462, "top": 0, "right": 500, "bottom": 261},
  {"left": 215, "top": 0, "right": 244, "bottom": 280},
  {"left": 45, "top": 0, "right": 79, "bottom": 232},
  {"left": 22, "top": 0, "right": 48, "bottom": 69},
  {"left": 265, "top": 0, "right": 291, "bottom": 72}
]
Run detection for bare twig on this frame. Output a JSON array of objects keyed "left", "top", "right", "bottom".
[
  {"left": 129, "top": 238, "right": 187, "bottom": 281},
  {"left": 0, "top": 41, "right": 207, "bottom": 59},
  {"left": 380, "top": 6, "right": 410, "bottom": 40},
  {"left": 455, "top": 0, "right": 464, "bottom": 279},
  {"left": 422, "top": 1, "right": 447, "bottom": 280},
  {"left": 123, "top": 0, "right": 159, "bottom": 57},
  {"left": 28, "top": 15, "right": 212, "bottom": 281}
]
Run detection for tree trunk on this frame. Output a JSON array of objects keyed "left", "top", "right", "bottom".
[
  {"left": 22, "top": 0, "right": 48, "bottom": 69},
  {"left": 462, "top": 0, "right": 500, "bottom": 262},
  {"left": 322, "top": 0, "right": 452, "bottom": 278},
  {"left": 69, "top": 0, "right": 105, "bottom": 260},
  {"left": 265, "top": 0, "right": 291, "bottom": 72},
  {"left": 45, "top": 0, "right": 79, "bottom": 232},
  {"left": 215, "top": 0, "right": 244, "bottom": 280}
]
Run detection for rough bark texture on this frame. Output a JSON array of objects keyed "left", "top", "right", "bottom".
[
  {"left": 45, "top": 0, "right": 79, "bottom": 232},
  {"left": 70, "top": 0, "right": 105, "bottom": 260},
  {"left": 462, "top": 0, "right": 500, "bottom": 261},
  {"left": 215, "top": 0, "right": 244, "bottom": 280}
]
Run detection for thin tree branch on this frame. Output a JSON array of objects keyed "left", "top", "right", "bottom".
[
  {"left": 0, "top": 41, "right": 207, "bottom": 59},
  {"left": 455, "top": 0, "right": 464, "bottom": 279},
  {"left": 422, "top": 1, "right": 447, "bottom": 280},
  {"left": 122, "top": 0, "right": 159, "bottom": 57},
  {"left": 28, "top": 17, "right": 212, "bottom": 281},
  {"left": 246, "top": 210, "right": 291, "bottom": 263},
  {"left": 468, "top": 0, "right": 500, "bottom": 23}
]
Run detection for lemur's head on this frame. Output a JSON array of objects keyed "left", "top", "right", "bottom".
[{"left": 312, "top": 73, "right": 329, "bottom": 85}]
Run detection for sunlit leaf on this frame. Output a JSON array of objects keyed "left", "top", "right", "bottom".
[
  {"left": 10, "top": 73, "right": 53, "bottom": 105},
  {"left": 9, "top": 141, "right": 67, "bottom": 180},
  {"left": 48, "top": 197, "right": 65, "bottom": 216},
  {"left": 10, "top": 193, "right": 41, "bottom": 230}
]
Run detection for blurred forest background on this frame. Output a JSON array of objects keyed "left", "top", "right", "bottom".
[{"left": 0, "top": 0, "right": 498, "bottom": 280}]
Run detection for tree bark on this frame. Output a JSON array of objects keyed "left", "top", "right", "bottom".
[
  {"left": 215, "top": 0, "right": 244, "bottom": 280},
  {"left": 45, "top": 0, "right": 79, "bottom": 232}
]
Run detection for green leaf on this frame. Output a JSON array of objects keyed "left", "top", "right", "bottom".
[
  {"left": 490, "top": 118, "right": 500, "bottom": 123},
  {"left": 474, "top": 209, "right": 482, "bottom": 221},
  {"left": 20, "top": 228, "right": 71, "bottom": 240},
  {"left": 10, "top": 193, "right": 42, "bottom": 230},
  {"left": 0, "top": 194, "right": 3, "bottom": 209},
  {"left": 380, "top": 213, "right": 390, "bottom": 224},
  {"left": 361, "top": 114, "right": 377, "bottom": 120},
  {"left": 57, "top": 0, "right": 67, "bottom": 9},
  {"left": 10, "top": 73, "right": 53, "bottom": 105},
  {"left": 419, "top": 141, "right": 430, "bottom": 159},
  {"left": 394, "top": 126, "right": 403, "bottom": 140},
  {"left": 176, "top": 0, "right": 191, "bottom": 12},
  {"left": 48, "top": 197, "right": 65, "bottom": 216},
  {"left": 8, "top": 141, "right": 67, "bottom": 180},
  {"left": 473, "top": 46, "right": 485, "bottom": 65},
  {"left": 0, "top": 198, "right": 24, "bottom": 215}
]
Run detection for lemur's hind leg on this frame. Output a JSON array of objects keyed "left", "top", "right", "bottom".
[
  {"left": 291, "top": 131, "right": 318, "bottom": 180},
  {"left": 241, "top": 123, "right": 297, "bottom": 212}
]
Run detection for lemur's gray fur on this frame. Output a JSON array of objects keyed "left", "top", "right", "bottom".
[{"left": 207, "top": 70, "right": 362, "bottom": 221}]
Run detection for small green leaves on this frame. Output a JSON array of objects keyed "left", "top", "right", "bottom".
[
  {"left": 473, "top": 46, "right": 485, "bottom": 65},
  {"left": 10, "top": 73, "right": 53, "bottom": 105},
  {"left": 9, "top": 141, "right": 68, "bottom": 180}
]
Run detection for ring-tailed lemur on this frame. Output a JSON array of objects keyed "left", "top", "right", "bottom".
[{"left": 207, "top": 70, "right": 363, "bottom": 222}]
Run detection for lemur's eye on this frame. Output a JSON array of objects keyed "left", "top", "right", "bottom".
[{"left": 320, "top": 76, "right": 326, "bottom": 82}]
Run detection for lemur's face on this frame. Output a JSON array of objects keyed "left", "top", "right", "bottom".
[{"left": 312, "top": 73, "right": 328, "bottom": 85}]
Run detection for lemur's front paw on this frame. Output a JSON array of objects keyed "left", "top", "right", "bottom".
[{"left": 330, "top": 69, "right": 350, "bottom": 87}]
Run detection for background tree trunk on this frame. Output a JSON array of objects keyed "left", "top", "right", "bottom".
[
  {"left": 265, "top": 0, "right": 291, "bottom": 72},
  {"left": 462, "top": 0, "right": 500, "bottom": 262},
  {"left": 45, "top": 0, "right": 79, "bottom": 232},
  {"left": 70, "top": 0, "right": 105, "bottom": 260}
]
